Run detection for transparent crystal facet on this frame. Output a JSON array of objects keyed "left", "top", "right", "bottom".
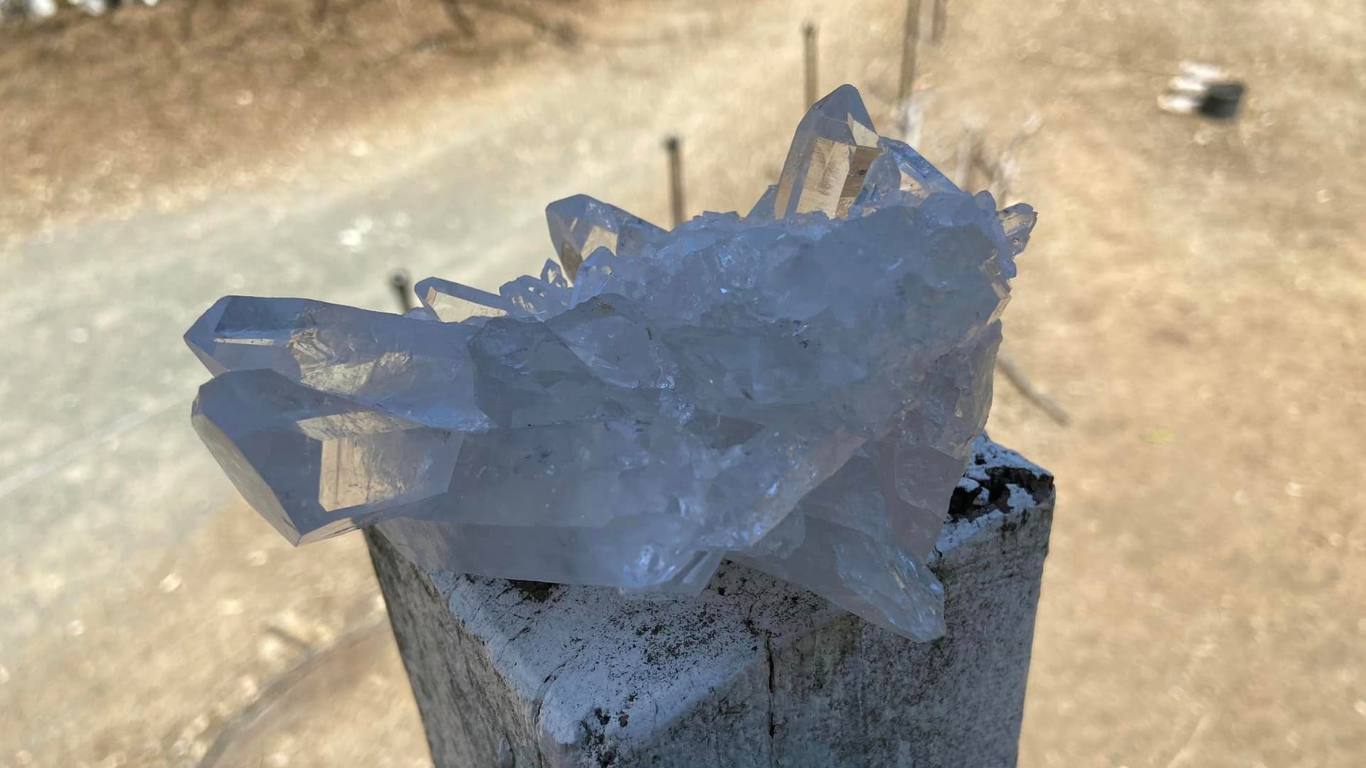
[
  {"left": 853, "top": 137, "right": 962, "bottom": 210},
  {"left": 771, "top": 84, "right": 883, "bottom": 219},
  {"left": 545, "top": 194, "right": 667, "bottom": 280},
  {"left": 415, "top": 276, "right": 512, "bottom": 322},
  {"left": 186, "top": 85, "right": 1037, "bottom": 641}
]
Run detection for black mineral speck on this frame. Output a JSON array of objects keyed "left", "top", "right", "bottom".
[{"left": 510, "top": 580, "right": 557, "bottom": 602}]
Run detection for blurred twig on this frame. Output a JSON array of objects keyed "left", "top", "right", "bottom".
[
  {"left": 437, "top": 0, "right": 476, "bottom": 37},
  {"left": 996, "top": 353, "right": 1071, "bottom": 426},
  {"left": 194, "top": 617, "right": 388, "bottom": 768}
]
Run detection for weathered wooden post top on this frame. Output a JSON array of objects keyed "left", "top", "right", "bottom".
[
  {"left": 184, "top": 84, "right": 1052, "bottom": 767},
  {"left": 368, "top": 437, "right": 1052, "bottom": 768}
]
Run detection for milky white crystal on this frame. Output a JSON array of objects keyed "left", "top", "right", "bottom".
[{"left": 186, "top": 85, "right": 1036, "bottom": 640}]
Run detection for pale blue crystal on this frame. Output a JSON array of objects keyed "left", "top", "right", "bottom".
[{"left": 185, "top": 84, "right": 1036, "bottom": 640}]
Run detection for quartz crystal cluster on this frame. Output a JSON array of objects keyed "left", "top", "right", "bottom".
[{"left": 186, "top": 85, "right": 1036, "bottom": 641}]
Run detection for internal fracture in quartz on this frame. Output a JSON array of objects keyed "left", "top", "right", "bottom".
[{"left": 186, "top": 84, "right": 1037, "bottom": 641}]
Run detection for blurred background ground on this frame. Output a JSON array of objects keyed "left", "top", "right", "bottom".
[{"left": 1, "top": 0, "right": 1363, "bottom": 766}]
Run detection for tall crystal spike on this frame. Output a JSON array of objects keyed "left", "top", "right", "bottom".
[{"left": 772, "top": 84, "right": 883, "bottom": 220}]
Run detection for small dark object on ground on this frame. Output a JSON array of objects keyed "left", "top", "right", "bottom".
[{"left": 1199, "top": 82, "right": 1245, "bottom": 119}]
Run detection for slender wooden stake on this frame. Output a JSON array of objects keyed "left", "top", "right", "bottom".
[
  {"left": 995, "top": 353, "right": 1071, "bottom": 426},
  {"left": 390, "top": 270, "right": 415, "bottom": 313},
  {"left": 665, "top": 136, "right": 685, "bottom": 228},
  {"left": 955, "top": 126, "right": 981, "bottom": 191},
  {"left": 931, "top": 0, "right": 947, "bottom": 45},
  {"left": 990, "top": 115, "right": 1042, "bottom": 204},
  {"left": 897, "top": 0, "right": 921, "bottom": 105},
  {"left": 803, "top": 22, "right": 819, "bottom": 107}
]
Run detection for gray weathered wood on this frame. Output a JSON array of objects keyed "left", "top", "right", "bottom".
[{"left": 368, "top": 437, "right": 1054, "bottom": 768}]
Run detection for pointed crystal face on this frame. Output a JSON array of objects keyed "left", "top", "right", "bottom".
[
  {"left": 747, "top": 185, "right": 778, "bottom": 220},
  {"left": 186, "top": 83, "right": 1040, "bottom": 642},
  {"left": 854, "top": 137, "right": 961, "bottom": 210},
  {"left": 185, "top": 295, "right": 489, "bottom": 432},
  {"left": 414, "top": 277, "right": 510, "bottom": 322},
  {"left": 733, "top": 451, "right": 946, "bottom": 641},
  {"left": 997, "top": 203, "right": 1037, "bottom": 258},
  {"left": 545, "top": 194, "right": 666, "bottom": 280},
  {"left": 772, "top": 84, "right": 883, "bottom": 220},
  {"left": 192, "top": 369, "right": 463, "bottom": 545}
]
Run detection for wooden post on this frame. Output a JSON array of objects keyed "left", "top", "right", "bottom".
[
  {"left": 664, "top": 136, "right": 685, "bottom": 228},
  {"left": 931, "top": 0, "right": 948, "bottom": 45},
  {"left": 897, "top": 0, "right": 922, "bottom": 106},
  {"left": 802, "top": 22, "right": 818, "bottom": 107},
  {"left": 367, "top": 436, "right": 1054, "bottom": 768}
]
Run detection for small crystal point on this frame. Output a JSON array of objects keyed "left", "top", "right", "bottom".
[
  {"left": 854, "top": 137, "right": 961, "bottom": 210},
  {"left": 414, "top": 277, "right": 511, "bottom": 322},
  {"left": 997, "top": 203, "right": 1037, "bottom": 257},
  {"left": 747, "top": 185, "right": 778, "bottom": 220},
  {"left": 772, "top": 84, "right": 883, "bottom": 220},
  {"left": 185, "top": 296, "right": 305, "bottom": 378},
  {"left": 545, "top": 194, "right": 665, "bottom": 280},
  {"left": 185, "top": 297, "right": 232, "bottom": 376}
]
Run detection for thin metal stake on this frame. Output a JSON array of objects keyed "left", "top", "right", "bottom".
[
  {"left": 390, "top": 270, "right": 415, "bottom": 313},
  {"left": 897, "top": 0, "right": 922, "bottom": 105},
  {"left": 665, "top": 136, "right": 685, "bottom": 228},
  {"left": 803, "top": 22, "right": 819, "bottom": 107}
]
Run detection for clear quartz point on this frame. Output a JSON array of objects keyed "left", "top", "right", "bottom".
[
  {"left": 192, "top": 369, "right": 464, "bottom": 545},
  {"left": 997, "top": 203, "right": 1038, "bottom": 258},
  {"left": 772, "top": 84, "right": 883, "bottom": 219},
  {"left": 186, "top": 84, "right": 1039, "bottom": 641},
  {"left": 853, "top": 137, "right": 961, "bottom": 210},
  {"left": 414, "top": 276, "right": 511, "bottom": 322},
  {"left": 545, "top": 194, "right": 666, "bottom": 280}
]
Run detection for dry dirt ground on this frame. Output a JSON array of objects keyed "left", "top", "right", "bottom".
[
  {"left": 0, "top": 0, "right": 586, "bottom": 242},
  {"left": 1, "top": 0, "right": 1364, "bottom": 767}
]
